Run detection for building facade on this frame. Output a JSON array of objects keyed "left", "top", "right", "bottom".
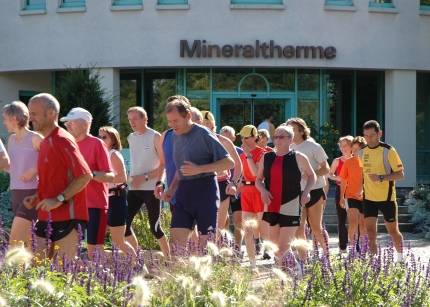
[{"left": 1, "top": 0, "right": 430, "bottom": 186}]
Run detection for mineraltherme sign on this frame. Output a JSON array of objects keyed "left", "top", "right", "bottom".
[{"left": 180, "top": 40, "right": 337, "bottom": 59}]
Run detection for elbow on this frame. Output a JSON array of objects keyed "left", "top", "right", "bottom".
[{"left": 227, "top": 157, "right": 235, "bottom": 170}]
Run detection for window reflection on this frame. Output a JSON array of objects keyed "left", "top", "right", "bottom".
[{"left": 298, "top": 69, "right": 320, "bottom": 128}]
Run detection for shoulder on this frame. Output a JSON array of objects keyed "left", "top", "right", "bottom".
[
  {"left": 379, "top": 142, "right": 392, "bottom": 150},
  {"left": 151, "top": 128, "right": 161, "bottom": 137},
  {"left": 31, "top": 131, "right": 44, "bottom": 141}
]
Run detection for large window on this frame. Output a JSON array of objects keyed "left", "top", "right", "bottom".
[
  {"left": 61, "top": 0, "right": 85, "bottom": 7},
  {"left": 298, "top": 69, "right": 320, "bottom": 129},
  {"left": 421, "top": 0, "right": 430, "bottom": 10},
  {"left": 417, "top": 73, "right": 430, "bottom": 180},
  {"left": 325, "top": 0, "right": 353, "bottom": 6},
  {"left": 25, "top": 0, "right": 46, "bottom": 9},
  {"left": 113, "top": 0, "right": 142, "bottom": 5},
  {"left": 369, "top": 0, "right": 393, "bottom": 8}
]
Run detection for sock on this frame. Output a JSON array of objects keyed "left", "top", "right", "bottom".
[
  {"left": 250, "top": 261, "right": 256, "bottom": 269},
  {"left": 397, "top": 252, "right": 403, "bottom": 262}
]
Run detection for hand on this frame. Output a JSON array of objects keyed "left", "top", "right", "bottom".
[
  {"left": 225, "top": 182, "right": 237, "bottom": 195},
  {"left": 260, "top": 189, "right": 273, "bottom": 206},
  {"left": 36, "top": 198, "right": 62, "bottom": 212},
  {"left": 301, "top": 174, "right": 308, "bottom": 181},
  {"left": 160, "top": 189, "right": 174, "bottom": 203},
  {"left": 241, "top": 141, "right": 250, "bottom": 156},
  {"left": 130, "top": 174, "right": 145, "bottom": 190},
  {"left": 180, "top": 161, "right": 201, "bottom": 176},
  {"left": 301, "top": 193, "right": 311, "bottom": 206},
  {"left": 322, "top": 199, "right": 327, "bottom": 210},
  {"left": 339, "top": 197, "right": 345, "bottom": 209},
  {"left": 368, "top": 173, "right": 382, "bottom": 182},
  {"left": 356, "top": 190, "right": 363, "bottom": 200},
  {"left": 154, "top": 185, "right": 164, "bottom": 200},
  {"left": 23, "top": 195, "right": 39, "bottom": 209},
  {"left": 19, "top": 167, "right": 37, "bottom": 182}
]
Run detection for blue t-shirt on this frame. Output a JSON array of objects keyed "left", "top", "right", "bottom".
[
  {"left": 172, "top": 124, "right": 230, "bottom": 181},
  {"left": 162, "top": 129, "right": 177, "bottom": 204}
]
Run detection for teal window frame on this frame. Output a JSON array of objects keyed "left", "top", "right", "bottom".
[
  {"left": 158, "top": 0, "right": 188, "bottom": 4},
  {"left": 421, "top": 5, "right": 430, "bottom": 10},
  {"left": 369, "top": 1, "right": 393, "bottom": 8},
  {"left": 25, "top": 0, "right": 46, "bottom": 10},
  {"left": 61, "top": 0, "right": 86, "bottom": 7},
  {"left": 325, "top": 0, "right": 353, "bottom": 6},
  {"left": 231, "top": 0, "right": 282, "bottom": 4},
  {"left": 113, "top": 0, "right": 142, "bottom": 5}
]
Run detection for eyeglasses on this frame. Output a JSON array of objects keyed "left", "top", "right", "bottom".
[
  {"left": 98, "top": 135, "right": 109, "bottom": 140},
  {"left": 274, "top": 136, "right": 290, "bottom": 140}
]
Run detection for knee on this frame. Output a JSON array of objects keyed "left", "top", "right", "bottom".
[
  {"left": 366, "top": 229, "right": 377, "bottom": 241},
  {"left": 150, "top": 225, "right": 165, "bottom": 240}
]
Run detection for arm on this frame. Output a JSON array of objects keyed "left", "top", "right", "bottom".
[
  {"left": 315, "top": 160, "right": 330, "bottom": 177},
  {"left": 155, "top": 131, "right": 167, "bottom": 199},
  {"left": 339, "top": 178, "right": 347, "bottom": 208},
  {"left": 297, "top": 153, "right": 317, "bottom": 206},
  {"left": 328, "top": 158, "right": 340, "bottom": 182},
  {"left": 0, "top": 151, "right": 9, "bottom": 172},
  {"left": 31, "top": 132, "right": 44, "bottom": 151},
  {"left": 3, "top": 136, "right": 12, "bottom": 173},
  {"left": 160, "top": 171, "right": 178, "bottom": 203},
  {"left": 110, "top": 151, "right": 127, "bottom": 183},
  {"left": 219, "top": 136, "right": 242, "bottom": 194},
  {"left": 368, "top": 169, "right": 404, "bottom": 182},
  {"left": 180, "top": 156, "right": 235, "bottom": 176},
  {"left": 255, "top": 154, "right": 272, "bottom": 205},
  {"left": 241, "top": 141, "right": 258, "bottom": 177}
]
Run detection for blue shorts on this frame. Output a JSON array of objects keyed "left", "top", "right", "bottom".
[
  {"left": 108, "top": 196, "right": 128, "bottom": 227},
  {"left": 87, "top": 208, "right": 108, "bottom": 245},
  {"left": 218, "top": 180, "right": 230, "bottom": 202},
  {"left": 172, "top": 175, "right": 219, "bottom": 235}
]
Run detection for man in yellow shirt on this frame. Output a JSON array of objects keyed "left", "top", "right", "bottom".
[{"left": 358, "top": 120, "right": 404, "bottom": 261}]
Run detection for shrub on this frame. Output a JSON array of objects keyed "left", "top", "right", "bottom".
[{"left": 405, "top": 184, "right": 430, "bottom": 239}]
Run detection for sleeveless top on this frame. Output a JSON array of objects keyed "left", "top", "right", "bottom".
[
  {"left": 108, "top": 149, "right": 125, "bottom": 189},
  {"left": 336, "top": 158, "right": 345, "bottom": 185},
  {"left": 263, "top": 150, "right": 301, "bottom": 216},
  {"left": 216, "top": 134, "right": 231, "bottom": 182},
  {"left": 128, "top": 128, "right": 160, "bottom": 190},
  {"left": 162, "top": 129, "right": 177, "bottom": 204},
  {"left": 9, "top": 131, "right": 39, "bottom": 190}
]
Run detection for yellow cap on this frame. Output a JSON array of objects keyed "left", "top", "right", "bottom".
[
  {"left": 201, "top": 111, "right": 215, "bottom": 123},
  {"left": 237, "top": 125, "right": 257, "bottom": 138}
]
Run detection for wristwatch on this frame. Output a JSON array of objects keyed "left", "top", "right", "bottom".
[
  {"left": 246, "top": 154, "right": 252, "bottom": 159},
  {"left": 144, "top": 173, "right": 149, "bottom": 181},
  {"left": 56, "top": 194, "right": 67, "bottom": 204},
  {"left": 92, "top": 170, "right": 97, "bottom": 177},
  {"left": 232, "top": 179, "right": 240, "bottom": 186},
  {"left": 379, "top": 175, "right": 385, "bottom": 182}
]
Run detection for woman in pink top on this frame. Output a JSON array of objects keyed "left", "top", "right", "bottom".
[{"left": 2, "top": 101, "right": 43, "bottom": 247}]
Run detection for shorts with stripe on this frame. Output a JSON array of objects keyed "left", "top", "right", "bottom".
[
  {"left": 87, "top": 208, "right": 108, "bottom": 245},
  {"left": 363, "top": 199, "right": 397, "bottom": 222}
]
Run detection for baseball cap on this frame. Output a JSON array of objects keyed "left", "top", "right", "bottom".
[
  {"left": 237, "top": 125, "right": 257, "bottom": 138},
  {"left": 201, "top": 111, "right": 215, "bottom": 123},
  {"left": 60, "top": 107, "right": 93, "bottom": 123}
]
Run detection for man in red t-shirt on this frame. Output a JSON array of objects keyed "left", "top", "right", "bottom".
[
  {"left": 61, "top": 107, "right": 114, "bottom": 260},
  {"left": 24, "top": 94, "right": 92, "bottom": 260},
  {"left": 237, "top": 125, "right": 269, "bottom": 269}
]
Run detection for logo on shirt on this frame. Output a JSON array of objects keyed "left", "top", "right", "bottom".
[
  {"left": 45, "top": 158, "right": 49, "bottom": 163},
  {"left": 145, "top": 145, "right": 149, "bottom": 149}
]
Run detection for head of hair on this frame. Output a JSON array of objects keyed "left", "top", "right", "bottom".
[
  {"left": 165, "top": 95, "right": 191, "bottom": 118},
  {"left": 29, "top": 93, "right": 60, "bottom": 116},
  {"left": 99, "top": 126, "right": 122, "bottom": 151},
  {"left": 220, "top": 126, "right": 235, "bottom": 136},
  {"left": 351, "top": 136, "right": 367, "bottom": 148},
  {"left": 190, "top": 107, "right": 203, "bottom": 122},
  {"left": 127, "top": 106, "right": 147, "bottom": 119},
  {"left": 275, "top": 125, "right": 294, "bottom": 139},
  {"left": 338, "top": 135, "right": 354, "bottom": 146},
  {"left": 255, "top": 129, "right": 270, "bottom": 143},
  {"left": 2, "top": 101, "right": 29, "bottom": 128},
  {"left": 285, "top": 117, "right": 310, "bottom": 140},
  {"left": 363, "top": 120, "right": 380, "bottom": 133},
  {"left": 264, "top": 110, "right": 273, "bottom": 120}
]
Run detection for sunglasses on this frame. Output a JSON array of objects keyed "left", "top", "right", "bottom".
[
  {"left": 98, "top": 135, "right": 109, "bottom": 140},
  {"left": 274, "top": 136, "right": 290, "bottom": 140}
]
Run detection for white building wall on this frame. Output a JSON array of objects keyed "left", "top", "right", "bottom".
[
  {"left": 0, "top": 0, "right": 429, "bottom": 72},
  {"left": 0, "top": 72, "right": 51, "bottom": 138},
  {"left": 385, "top": 70, "right": 417, "bottom": 188}
]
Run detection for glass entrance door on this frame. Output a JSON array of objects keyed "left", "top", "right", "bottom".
[{"left": 218, "top": 98, "right": 290, "bottom": 145}]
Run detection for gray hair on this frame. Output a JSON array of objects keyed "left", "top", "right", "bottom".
[
  {"left": 29, "top": 93, "right": 60, "bottom": 115},
  {"left": 190, "top": 107, "right": 203, "bottom": 122},
  {"left": 275, "top": 125, "right": 294, "bottom": 139},
  {"left": 220, "top": 126, "right": 235, "bottom": 135},
  {"left": 2, "top": 101, "right": 29, "bottom": 128}
]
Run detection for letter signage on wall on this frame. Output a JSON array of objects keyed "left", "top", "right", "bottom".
[{"left": 180, "top": 40, "right": 337, "bottom": 59}]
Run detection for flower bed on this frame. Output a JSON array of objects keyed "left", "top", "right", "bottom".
[{"left": 405, "top": 184, "right": 430, "bottom": 239}]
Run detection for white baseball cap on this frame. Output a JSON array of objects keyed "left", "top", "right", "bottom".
[{"left": 60, "top": 107, "right": 93, "bottom": 123}]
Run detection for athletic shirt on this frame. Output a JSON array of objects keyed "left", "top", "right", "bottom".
[
  {"left": 108, "top": 149, "right": 125, "bottom": 189},
  {"left": 216, "top": 134, "right": 231, "bottom": 182},
  {"left": 358, "top": 142, "right": 403, "bottom": 202},
  {"left": 336, "top": 158, "right": 345, "bottom": 185},
  {"left": 9, "top": 132, "right": 39, "bottom": 190},
  {"left": 38, "top": 127, "right": 90, "bottom": 222},
  {"left": 240, "top": 146, "right": 265, "bottom": 182},
  {"left": 162, "top": 129, "right": 177, "bottom": 204},
  {"left": 128, "top": 128, "right": 160, "bottom": 190},
  {"left": 263, "top": 151, "right": 302, "bottom": 215},
  {"left": 257, "top": 121, "right": 274, "bottom": 144},
  {"left": 290, "top": 139, "right": 328, "bottom": 191},
  {"left": 77, "top": 136, "right": 112, "bottom": 209},
  {"left": 339, "top": 156, "right": 363, "bottom": 200}
]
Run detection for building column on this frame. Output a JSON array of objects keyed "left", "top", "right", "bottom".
[
  {"left": 385, "top": 70, "right": 416, "bottom": 188},
  {"left": 96, "top": 68, "right": 120, "bottom": 127}
]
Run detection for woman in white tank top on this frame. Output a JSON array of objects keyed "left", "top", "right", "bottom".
[{"left": 99, "top": 126, "right": 137, "bottom": 259}]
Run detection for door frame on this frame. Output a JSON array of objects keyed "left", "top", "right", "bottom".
[{"left": 211, "top": 92, "right": 296, "bottom": 130}]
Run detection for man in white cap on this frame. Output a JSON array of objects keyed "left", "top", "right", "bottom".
[{"left": 61, "top": 107, "right": 114, "bottom": 260}]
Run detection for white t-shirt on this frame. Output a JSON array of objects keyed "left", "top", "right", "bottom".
[
  {"left": 257, "top": 121, "right": 272, "bottom": 143},
  {"left": 290, "top": 139, "right": 328, "bottom": 190}
]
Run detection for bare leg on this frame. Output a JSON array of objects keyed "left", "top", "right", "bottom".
[
  {"left": 278, "top": 226, "right": 298, "bottom": 261},
  {"left": 385, "top": 221, "right": 404, "bottom": 253},
  {"left": 87, "top": 244, "right": 106, "bottom": 261},
  {"left": 109, "top": 225, "right": 137, "bottom": 258},
  {"left": 346, "top": 208, "right": 360, "bottom": 246},
  {"left": 157, "top": 235, "right": 170, "bottom": 260},
  {"left": 9, "top": 217, "right": 32, "bottom": 248},
  {"left": 217, "top": 197, "right": 230, "bottom": 234},
  {"left": 170, "top": 227, "right": 192, "bottom": 251},
  {"left": 125, "top": 231, "right": 139, "bottom": 252},
  {"left": 307, "top": 198, "right": 329, "bottom": 253},
  {"left": 232, "top": 211, "right": 243, "bottom": 246},
  {"left": 243, "top": 212, "right": 257, "bottom": 263},
  {"left": 365, "top": 217, "right": 378, "bottom": 254}
]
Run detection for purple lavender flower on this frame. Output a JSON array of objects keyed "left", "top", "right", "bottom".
[
  {"left": 45, "top": 213, "right": 53, "bottom": 255},
  {"left": 30, "top": 220, "right": 38, "bottom": 255}
]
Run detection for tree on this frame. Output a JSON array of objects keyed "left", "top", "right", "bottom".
[{"left": 55, "top": 66, "right": 115, "bottom": 137}]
